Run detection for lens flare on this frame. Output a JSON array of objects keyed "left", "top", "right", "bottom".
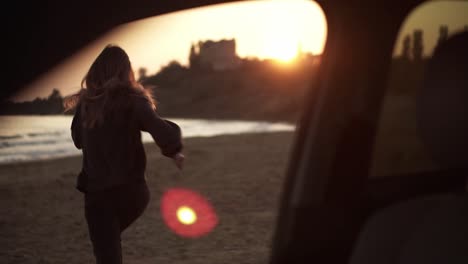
[
  {"left": 177, "top": 206, "right": 197, "bottom": 225},
  {"left": 161, "top": 188, "right": 218, "bottom": 238}
]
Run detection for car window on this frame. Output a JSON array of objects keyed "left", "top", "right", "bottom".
[
  {"left": 370, "top": 1, "right": 468, "bottom": 177},
  {"left": 0, "top": 1, "right": 327, "bottom": 263}
]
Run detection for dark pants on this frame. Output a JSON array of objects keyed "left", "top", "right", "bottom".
[{"left": 84, "top": 181, "right": 150, "bottom": 264}]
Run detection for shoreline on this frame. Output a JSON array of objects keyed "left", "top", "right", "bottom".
[
  {"left": 0, "top": 130, "right": 295, "bottom": 168},
  {"left": 0, "top": 116, "right": 296, "bottom": 166},
  {"left": 0, "top": 114, "right": 298, "bottom": 123}
]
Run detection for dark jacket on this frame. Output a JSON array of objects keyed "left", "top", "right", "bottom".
[{"left": 71, "top": 95, "right": 182, "bottom": 193}]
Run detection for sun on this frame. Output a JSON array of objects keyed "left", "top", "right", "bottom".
[
  {"left": 264, "top": 38, "right": 299, "bottom": 62},
  {"left": 260, "top": 10, "right": 301, "bottom": 63}
]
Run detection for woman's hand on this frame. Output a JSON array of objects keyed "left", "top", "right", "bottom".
[{"left": 172, "top": 153, "right": 185, "bottom": 170}]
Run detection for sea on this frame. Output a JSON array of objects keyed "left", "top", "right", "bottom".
[{"left": 0, "top": 116, "right": 295, "bottom": 164}]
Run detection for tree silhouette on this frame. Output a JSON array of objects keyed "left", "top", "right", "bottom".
[
  {"left": 47, "top": 89, "right": 63, "bottom": 114},
  {"left": 164, "top": 61, "right": 184, "bottom": 72},
  {"left": 48, "top": 88, "right": 61, "bottom": 100},
  {"left": 437, "top": 25, "right": 449, "bottom": 47},
  {"left": 138, "top": 67, "right": 147, "bottom": 82},
  {"left": 401, "top": 34, "right": 411, "bottom": 60},
  {"left": 189, "top": 43, "right": 200, "bottom": 70},
  {"left": 412, "top": 29, "right": 424, "bottom": 62},
  {"left": 0, "top": 89, "right": 64, "bottom": 115}
]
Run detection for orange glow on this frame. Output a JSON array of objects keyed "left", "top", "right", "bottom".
[
  {"left": 258, "top": 2, "right": 307, "bottom": 62},
  {"left": 18, "top": 0, "right": 327, "bottom": 101},
  {"left": 263, "top": 35, "right": 299, "bottom": 62}
]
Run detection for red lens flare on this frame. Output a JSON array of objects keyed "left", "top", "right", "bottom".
[{"left": 161, "top": 188, "right": 218, "bottom": 238}]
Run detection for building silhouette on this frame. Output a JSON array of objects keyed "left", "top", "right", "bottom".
[{"left": 189, "top": 39, "right": 241, "bottom": 71}]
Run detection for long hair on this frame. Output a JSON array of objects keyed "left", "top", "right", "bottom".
[{"left": 64, "top": 44, "right": 156, "bottom": 128}]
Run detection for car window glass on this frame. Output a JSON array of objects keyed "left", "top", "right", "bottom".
[
  {"left": 0, "top": 1, "right": 327, "bottom": 263},
  {"left": 370, "top": 1, "right": 468, "bottom": 177}
]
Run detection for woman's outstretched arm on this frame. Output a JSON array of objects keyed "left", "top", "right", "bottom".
[
  {"left": 134, "top": 97, "right": 183, "bottom": 159},
  {"left": 71, "top": 107, "right": 82, "bottom": 149}
]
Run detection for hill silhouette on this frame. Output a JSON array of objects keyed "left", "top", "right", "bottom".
[
  {"left": 141, "top": 56, "right": 318, "bottom": 122},
  {"left": 0, "top": 89, "right": 63, "bottom": 115},
  {"left": 0, "top": 54, "right": 319, "bottom": 122}
]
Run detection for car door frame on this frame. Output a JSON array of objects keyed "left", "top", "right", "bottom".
[{"left": 269, "top": 1, "right": 423, "bottom": 263}]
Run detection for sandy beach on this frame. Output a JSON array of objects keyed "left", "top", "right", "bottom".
[{"left": 1, "top": 132, "right": 294, "bottom": 264}]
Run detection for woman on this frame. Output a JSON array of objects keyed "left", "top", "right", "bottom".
[{"left": 65, "top": 44, "right": 184, "bottom": 263}]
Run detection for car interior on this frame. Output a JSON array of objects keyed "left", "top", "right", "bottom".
[
  {"left": 4, "top": 0, "right": 467, "bottom": 263},
  {"left": 350, "top": 31, "right": 468, "bottom": 264}
]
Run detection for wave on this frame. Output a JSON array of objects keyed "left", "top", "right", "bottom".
[
  {"left": 0, "top": 148, "right": 81, "bottom": 164},
  {"left": 26, "top": 131, "right": 65, "bottom": 138},
  {"left": 0, "top": 140, "right": 63, "bottom": 149},
  {"left": 0, "top": 135, "right": 23, "bottom": 140}
]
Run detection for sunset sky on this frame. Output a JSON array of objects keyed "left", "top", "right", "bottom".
[{"left": 13, "top": 0, "right": 468, "bottom": 101}]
